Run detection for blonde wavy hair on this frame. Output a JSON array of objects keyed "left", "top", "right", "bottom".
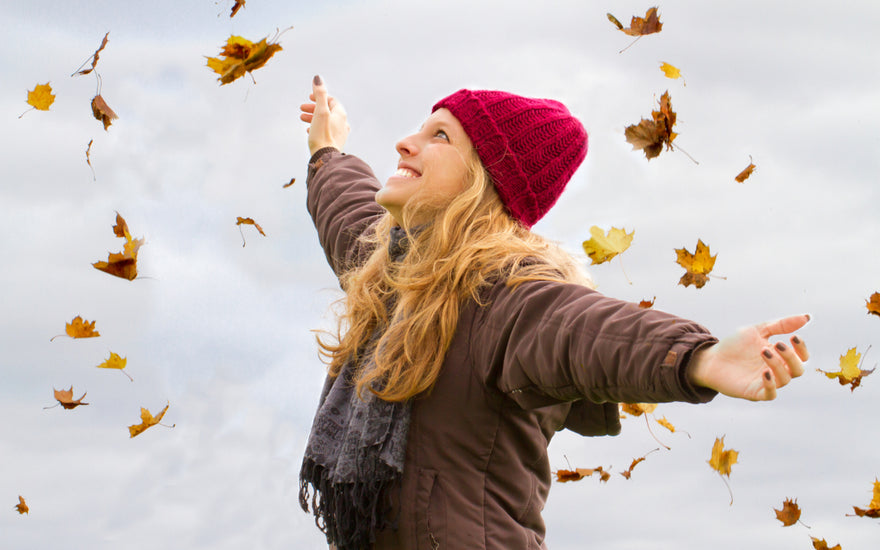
[{"left": 317, "top": 149, "right": 593, "bottom": 402}]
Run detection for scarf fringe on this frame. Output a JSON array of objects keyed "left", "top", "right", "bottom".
[{"left": 300, "top": 457, "right": 401, "bottom": 550}]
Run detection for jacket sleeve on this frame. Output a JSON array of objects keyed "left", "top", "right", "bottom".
[
  {"left": 305, "top": 147, "right": 386, "bottom": 278},
  {"left": 473, "top": 279, "right": 719, "bottom": 409}
]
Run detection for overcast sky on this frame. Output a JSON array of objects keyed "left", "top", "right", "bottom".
[{"left": 2, "top": 1, "right": 878, "bottom": 548}]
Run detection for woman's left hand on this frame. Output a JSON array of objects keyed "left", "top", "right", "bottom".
[{"left": 687, "top": 314, "right": 811, "bottom": 401}]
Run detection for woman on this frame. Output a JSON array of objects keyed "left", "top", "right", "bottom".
[{"left": 297, "top": 75, "right": 809, "bottom": 549}]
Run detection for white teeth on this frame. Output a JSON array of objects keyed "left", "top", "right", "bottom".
[{"left": 394, "top": 167, "right": 418, "bottom": 178}]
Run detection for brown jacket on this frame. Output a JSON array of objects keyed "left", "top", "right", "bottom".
[{"left": 306, "top": 149, "right": 718, "bottom": 549}]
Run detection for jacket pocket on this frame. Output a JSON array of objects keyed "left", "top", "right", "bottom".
[{"left": 415, "top": 468, "right": 447, "bottom": 550}]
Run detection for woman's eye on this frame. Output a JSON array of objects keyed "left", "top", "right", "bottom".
[{"left": 434, "top": 129, "right": 449, "bottom": 141}]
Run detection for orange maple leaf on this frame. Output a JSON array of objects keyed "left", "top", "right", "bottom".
[
  {"left": 810, "top": 537, "right": 842, "bottom": 550},
  {"left": 206, "top": 32, "right": 284, "bottom": 85},
  {"left": 850, "top": 478, "right": 880, "bottom": 518},
  {"left": 51, "top": 315, "right": 100, "bottom": 341},
  {"left": 638, "top": 296, "right": 655, "bottom": 309},
  {"left": 675, "top": 239, "right": 717, "bottom": 289},
  {"left": 555, "top": 466, "right": 610, "bottom": 483},
  {"left": 773, "top": 497, "right": 803, "bottom": 527},
  {"left": 625, "top": 91, "right": 677, "bottom": 160},
  {"left": 51, "top": 387, "right": 89, "bottom": 410},
  {"left": 73, "top": 32, "right": 109, "bottom": 76},
  {"left": 91, "top": 94, "right": 118, "bottom": 131},
  {"left": 867, "top": 292, "right": 880, "bottom": 318},
  {"left": 93, "top": 212, "right": 144, "bottom": 281},
  {"left": 619, "top": 448, "right": 659, "bottom": 480},
  {"left": 817, "top": 346, "right": 875, "bottom": 391},
  {"left": 129, "top": 402, "right": 173, "bottom": 438},
  {"left": 230, "top": 0, "right": 245, "bottom": 17},
  {"left": 25, "top": 82, "right": 55, "bottom": 112},
  {"left": 236, "top": 216, "right": 266, "bottom": 247},
  {"left": 14, "top": 495, "right": 28, "bottom": 515},
  {"left": 735, "top": 156, "right": 757, "bottom": 183}
]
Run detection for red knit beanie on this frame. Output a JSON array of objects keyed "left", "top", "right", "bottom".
[{"left": 432, "top": 89, "right": 588, "bottom": 228}]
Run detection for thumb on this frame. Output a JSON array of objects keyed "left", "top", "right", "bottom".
[{"left": 312, "top": 74, "right": 329, "bottom": 113}]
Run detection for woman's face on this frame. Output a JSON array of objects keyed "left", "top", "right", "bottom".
[{"left": 375, "top": 108, "right": 474, "bottom": 225}]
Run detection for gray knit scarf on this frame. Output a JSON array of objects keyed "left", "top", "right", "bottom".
[{"left": 299, "top": 226, "right": 413, "bottom": 549}]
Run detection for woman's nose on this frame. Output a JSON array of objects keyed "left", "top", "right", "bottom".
[{"left": 395, "top": 134, "right": 420, "bottom": 157}]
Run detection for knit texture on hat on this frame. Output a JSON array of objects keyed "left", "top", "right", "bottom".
[{"left": 433, "top": 89, "right": 588, "bottom": 227}]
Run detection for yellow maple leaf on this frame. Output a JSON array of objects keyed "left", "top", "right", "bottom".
[
  {"left": 655, "top": 416, "right": 676, "bottom": 433},
  {"left": 206, "top": 34, "right": 284, "bottom": 85},
  {"left": 581, "top": 226, "right": 633, "bottom": 265},
  {"left": 708, "top": 436, "right": 738, "bottom": 477},
  {"left": 129, "top": 402, "right": 172, "bottom": 438},
  {"left": 27, "top": 83, "right": 55, "bottom": 111},
  {"left": 810, "top": 537, "right": 842, "bottom": 550},
  {"left": 50, "top": 315, "right": 100, "bottom": 341},
  {"left": 93, "top": 212, "right": 144, "bottom": 281},
  {"left": 97, "top": 351, "right": 133, "bottom": 381},
  {"left": 659, "top": 62, "right": 684, "bottom": 83},
  {"left": 851, "top": 478, "right": 880, "bottom": 518},
  {"left": 619, "top": 403, "right": 656, "bottom": 417},
  {"left": 817, "top": 347, "right": 875, "bottom": 391},
  {"left": 675, "top": 239, "right": 717, "bottom": 288}
]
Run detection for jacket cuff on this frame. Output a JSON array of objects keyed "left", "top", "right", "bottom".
[{"left": 670, "top": 335, "right": 719, "bottom": 403}]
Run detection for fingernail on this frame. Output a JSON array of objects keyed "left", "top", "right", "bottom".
[
  {"left": 775, "top": 342, "right": 787, "bottom": 352},
  {"left": 792, "top": 336, "right": 801, "bottom": 345},
  {"left": 804, "top": 314, "right": 811, "bottom": 322},
  {"left": 764, "top": 371, "right": 772, "bottom": 381},
  {"left": 762, "top": 349, "right": 773, "bottom": 359},
  {"left": 313, "top": 74, "right": 323, "bottom": 86}
]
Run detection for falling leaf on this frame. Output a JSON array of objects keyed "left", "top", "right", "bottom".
[
  {"left": 817, "top": 347, "right": 875, "bottom": 391},
  {"left": 51, "top": 387, "right": 89, "bottom": 410},
  {"left": 850, "top": 478, "right": 880, "bottom": 518},
  {"left": 607, "top": 7, "right": 663, "bottom": 36},
  {"left": 230, "top": 0, "right": 246, "bottom": 17},
  {"left": 236, "top": 216, "right": 266, "bottom": 247},
  {"left": 15, "top": 495, "right": 28, "bottom": 515},
  {"left": 555, "top": 466, "right": 610, "bottom": 483},
  {"left": 774, "top": 498, "right": 802, "bottom": 527},
  {"left": 581, "top": 226, "right": 633, "bottom": 265},
  {"left": 866, "top": 292, "right": 880, "bottom": 318},
  {"left": 675, "top": 239, "right": 717, "bottom": 289},
  {"left": 50, "top": 315, "right": 100, "bottom": 341},
  {"left": 91, "top": 94, "right": 118, "bottom": 131},
  {"left": 129, "top": 402, "right": 172, "bottom": 438},
  {"left": 206, "top": 33, "right": 284, "bottom": 85},
  {"left": 625, "top": 91, "right": 677, "bottom": 160},
  {"left": 86, "top": 139, "right": 96, "bottom": 180},
  {"left": 708, "top": 437, "right": 738, "bottom": 477},
  {"left": 73, "top": 32, "right": 109, "bottom": 76},
  {"left": 93, "top": 212, "right": 144, "bottom": 281},
  {"left": 26, "top": 83, "right": 55, "bottom": 111},
  {"left": 735, "top": 156, "right": 757, "bottom": 183},
  {"left": 659, "top": 62, "right": 685, "bottom": 84},
  {"left": 620, "top": 403, "right": 657, "bottom": 417},
  {"left": 655, "top": 416, "right": 676, "bottom": 432},
  {"left": 283, "top": 177, "right": 296, "bottom": 188},
  {"left": 620, "top": 448, "right": 659, "bottom": 480},
  {"left": 638, "top": 297, "right": 656, "bottom": 309},
  {"left": 810, "top": 537, "right": 842, "bottom": 550},
  {"left": 97, "top": 351, "right": 133, "bottom": 381}
]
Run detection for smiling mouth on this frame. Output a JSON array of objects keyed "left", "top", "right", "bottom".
[{"left": 392, "top": 167, "right": 420, "bottom": 179}]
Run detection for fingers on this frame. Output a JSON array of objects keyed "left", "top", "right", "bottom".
[
  {"left": 759, "top": 369, "right": 777, "bottom": 401},
  {"left": 312, "top": 74, "right": 330, "bottom": 114},
  {"left": 790, "top": 334, "right": 809, "bottom": 362},
  {"left": 756, "top": 314, "right": 811, "bottom": 338}
]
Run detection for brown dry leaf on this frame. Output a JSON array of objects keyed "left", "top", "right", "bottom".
[
  {"left": 625, "top": 91, "right": 677, "bottom": 160},
  {"left": 129, "top": 402, "right": 172, "bottom": 438},
  {"left": 86, "top": 139, "right": 96, "bottom": 180},
  {"left": 581, "top": 226, "right": 633, "bottom": 265},
  {"left": 206, "top": 33, "right": 284, "bottom": 85},
  {"left": 97, "top": 351, "right": 133, "bottom": 381},
  {"left": 866, "top": 292, "right": 880, "bottom": 318},
  {"left": 74, "top": 32, "right": 109, "bottom": 76},
  {"left": 15, "top": 495, "right": 28, "bottom": 515},
  {"left": 774, "top": 497, "right": 802, "bottom": 526},
  {"left": 810, "top": 537, "right": 842, "bottom": 550},
  {"left": 817, "top": 347, "right": 875, "bottom": 391},
  {"left": 52, "top": 387, "right": 89, "bottom": 410},
  {"left": 607, "top": 7, "right": 663, "bottom": 36},
  {"left": 638, "top": 297, "right": 656, "bottom": 309},
  {"left": 735, "top": 156, "right": 757, "bottom": 183},
  {"left": 93, "top": 212, "right": 144, "bottom": 281},
  {"left": 230, "top": 0, "right": 246, "bottom": 17},
  {"left": 237, "top": 216, "right": 266, "bottom": 247},
  {"left": 708, "top": 437, "right": 738, "bottom": 476},
  {"left": 283, "top": 177, "right": 296, "bottom": 188},
  {"left": 555, "top": 466, "right": 610, "bottom": 483},
  {"left": 850, "top": 478, "right": 880, "bottom": 518},
  {"left": 51, "top": 315, "right": 100, "bottom": 341},
  {"left": 619, "top": 449, "right": 659, "bottom": 480},
  {"left": 26, "top": 83, "right": 55, "bottom": 111},
  {"left": 91, "top": 94, "right": 118, "bottom": 131},
  {"left": 675, "top": 239, "right": 717, "bottom": 289}
]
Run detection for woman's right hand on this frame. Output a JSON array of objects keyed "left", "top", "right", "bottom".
[{"left": 300, "top": 75, "right": 350, "bottom": 157}]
